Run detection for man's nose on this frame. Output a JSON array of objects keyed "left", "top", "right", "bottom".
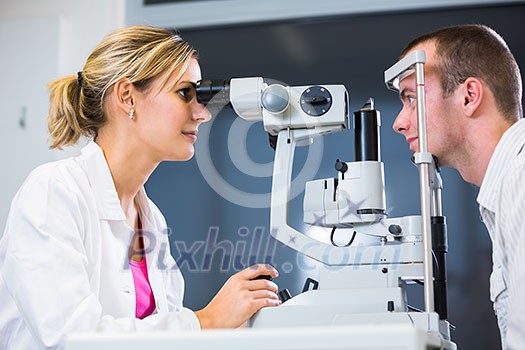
[{"left": 392, "top": 110, "right": 409, "bottom": 135}]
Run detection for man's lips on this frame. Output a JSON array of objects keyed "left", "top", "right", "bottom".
[{"left": 406, "top": 137, "right": 418, "bottom": 149}]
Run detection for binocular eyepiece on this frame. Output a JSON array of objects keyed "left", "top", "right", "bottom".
[{"left": 196, "top": 79, "right": 231, "bottom": 106}]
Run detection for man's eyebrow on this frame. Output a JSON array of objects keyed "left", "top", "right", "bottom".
[
  {"left": 399, "top": 87, "right": 414, "bottom": 101},
  {"left": 399, "top": 88, "right": 407, "bottom": 100}
]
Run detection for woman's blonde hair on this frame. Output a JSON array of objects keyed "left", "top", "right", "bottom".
[{"left": 47, "top": 25, "right": 197, "bottom": 149}]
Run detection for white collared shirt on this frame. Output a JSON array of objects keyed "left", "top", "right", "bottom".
[
  {"left": 0, "top": 141, "right": 200, "bottom": 350},
  {"left": 478, "top": 118, "right": 525, "bottom": 350}
]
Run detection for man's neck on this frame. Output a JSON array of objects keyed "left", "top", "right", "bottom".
[{"left": 455, "top": 119, "right": 512, "bottom": 187}]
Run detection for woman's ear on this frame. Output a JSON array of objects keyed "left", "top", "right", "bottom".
[
  {"left": 113, "top": 78, "right": 135, "bottom": 113},
  {"left": 462, "top": 77, "right": 483, "bottom": 118}
]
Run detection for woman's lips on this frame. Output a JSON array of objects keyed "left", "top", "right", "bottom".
[{"left": 183, "top": 130, "right": 198, "bottom": 142}]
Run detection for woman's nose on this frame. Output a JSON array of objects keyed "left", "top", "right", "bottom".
[{"left": 192, "top": 101, "right": 212, "bottom": 123}]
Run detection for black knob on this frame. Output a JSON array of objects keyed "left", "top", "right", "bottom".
[
  {"left": 278, "top": 289, "right": 292, "bottom": 303},
  {"left": 335, "top": 159, "right": 348, "bottom": 174},
  {"left": 300, "top": 86, "right": 332, "bottom": 117},
  {"left": 388, "top": 224, "right": 402, "bottom": 235},
  {"left": 251, "top": 275, "right": 273, "bottom": 281}
]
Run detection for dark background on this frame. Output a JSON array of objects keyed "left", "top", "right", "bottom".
[{"left": 145, "top": 3, "right": 525, "bottom": 349}]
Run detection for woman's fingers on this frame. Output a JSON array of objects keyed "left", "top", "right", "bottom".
[
  {"left": 248, "top": 289, "right": 280, "bottom": 301},
  {"left": 239, "top": 264, "right": 279, "bottom": 280},
  {"left": 244, "top": 279, "right": 279, "bottom": 293},
  {"left": 196, "top": 264, "right": 281, "bottom": 329}
]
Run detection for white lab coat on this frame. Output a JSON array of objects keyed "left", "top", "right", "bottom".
[{"left": 0, "top": 141, "right": 200, "bottom": 350}]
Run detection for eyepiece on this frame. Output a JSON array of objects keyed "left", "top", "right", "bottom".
[{"left": 196, "top": 79, "right": 231, "bottom": 106}]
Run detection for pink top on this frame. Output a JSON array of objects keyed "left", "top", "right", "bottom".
[
  {"left": 129, "top": 217, "right": 156, "bottom": 319},
  {"left": 129, "top": 258, "right": 156, "bottom": 319}
]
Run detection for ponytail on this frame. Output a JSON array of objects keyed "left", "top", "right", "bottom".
[{"left": 47, "top": 75, "right": 89, "bottom": 149}]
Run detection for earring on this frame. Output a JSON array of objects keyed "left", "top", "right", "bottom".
[{"left": 128, "top": 108, "right": 135, "bottom": 120}]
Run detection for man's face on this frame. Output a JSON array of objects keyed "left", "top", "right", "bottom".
[{"left": 392, "top": 41, "right": 463, "bottom": 167}]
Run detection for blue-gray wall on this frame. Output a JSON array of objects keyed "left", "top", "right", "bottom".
[{"left": 146, "top": 4, "right": 525, "bottom": 349}]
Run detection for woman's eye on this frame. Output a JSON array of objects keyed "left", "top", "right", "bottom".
[
  {"left": 177, "top": 87, "right": 196, "bottom": 101},
  {"left": 407, "top": 96, "right": 415, "bottom": 106}
]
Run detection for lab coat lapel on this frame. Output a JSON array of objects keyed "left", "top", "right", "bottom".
[{"left": 79, "top": 141, "right": 126, "bottom": 221}]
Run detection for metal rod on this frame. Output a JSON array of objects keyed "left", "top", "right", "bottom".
[
  {"left": 434, "top": 186, "right": 443, "bottom": 217},
  {"left": 415, "top": 61, "right": 435, "bottom": 313}
]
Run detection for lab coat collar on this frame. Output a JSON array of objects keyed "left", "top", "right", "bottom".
[
  {"left": 79, "top": 141, "right": 126, "bottom": 221},
  {"left": 79, "top": 142, "right": 164, "bottom": 265},
  {"left": 478, "top": 118, "right": 525, "bottom": 212}
]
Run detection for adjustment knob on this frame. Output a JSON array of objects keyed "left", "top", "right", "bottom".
[
  {"left": 300, "top": 86, "right": 332, "bottom": 117},
  {"left": 335, "top": 159, "right": 348, "bottom": 174},
  {"left": 388, "top": 224, "right": 403, "bottom": 235},
  {"left": 278, "top": 289, "right": 292, "bottom": 303},
  {"left": 261, "top": 84, "right": 289, "bottom": 113}
]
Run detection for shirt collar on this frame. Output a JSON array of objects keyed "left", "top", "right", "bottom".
[
  {"left": 478, "top": 118, "right": 525, "bottom": 211},
  {"left": 78, "top": 141, "right": 126, "bottom": 221}
]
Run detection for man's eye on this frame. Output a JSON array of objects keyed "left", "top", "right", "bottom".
[{"left": 406, "top": 95, "right": 416, "bottom": 106}]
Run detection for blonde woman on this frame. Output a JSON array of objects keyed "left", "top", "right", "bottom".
[{"left": 0, "top": 25, "right": 280, "bottom": 349}]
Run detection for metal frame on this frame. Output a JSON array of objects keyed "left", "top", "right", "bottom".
[{"left": 384, "top": 50, "right": 437, "bottom": 314}]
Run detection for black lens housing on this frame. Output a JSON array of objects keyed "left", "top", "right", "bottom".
[{"left": 196, "top": 79, "right": 231, "bottom": 106}]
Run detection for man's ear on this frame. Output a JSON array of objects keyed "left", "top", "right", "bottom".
[
  {"left": 113, "top": 78, "right": 135, "bottom": 113},
  {"left": 462, "top": 77, "right": 483, "bottom": 118}
]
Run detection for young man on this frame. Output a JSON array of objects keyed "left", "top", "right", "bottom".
[{"left": 392, "top": 24, "right": 524, "bottom": 349}]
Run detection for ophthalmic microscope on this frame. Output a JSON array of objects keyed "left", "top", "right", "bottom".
[{"left": 196, "top": 50, "right": 456, "bottom": 350}]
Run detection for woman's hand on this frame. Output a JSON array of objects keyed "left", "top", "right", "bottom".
[{"left": 195, "top": 264, "right": 281, "bottom": 329}]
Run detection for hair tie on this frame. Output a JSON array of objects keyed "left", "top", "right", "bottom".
[{"left": 77, "top": 71, "right": 83, "bottom": 86}]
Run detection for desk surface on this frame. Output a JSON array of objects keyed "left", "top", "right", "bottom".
[{"left": 65, "top": 324, "right": 447, "bottom": 350}]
